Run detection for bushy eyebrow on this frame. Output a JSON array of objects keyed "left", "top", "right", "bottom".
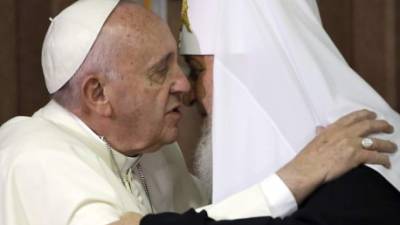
[{"left": 186, "top": 57, "right": 203, "bottom": 69}]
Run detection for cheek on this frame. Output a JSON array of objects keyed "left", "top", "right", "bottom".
[
  {"left": 114, "top": 84, "right": 162, "bottom": 123},
  {"left": 138, "top": 85, "right": 172, "bottom": 125},
  {"left": 138, "top": 88, "right": 165, "bottom": 115},
  {"left": 198, "top": 71, "right": 213, "bottom": 114},
  {"left": 121, "top": 88, "right": 166, "bottom": 141}
]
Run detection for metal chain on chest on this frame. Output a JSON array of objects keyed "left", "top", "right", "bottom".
[
  {"left": 136, "top": 163, "right": 154, "bottom": 213},
  {"left": 100, "top": 136, "right": 154, "bottom": 213}
]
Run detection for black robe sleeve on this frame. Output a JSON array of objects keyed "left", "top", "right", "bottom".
[
  {"left": 141, "top": 166, "right": 400, "bottom": 225},
  {"left": 290, "top": 165, "right": 400, "bottom": 225}
]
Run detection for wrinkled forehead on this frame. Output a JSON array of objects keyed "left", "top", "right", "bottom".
[
  {"left": 185, "top": 55, "right": 214, "bottom": 68},
  {"left": 106, "top": 2, "right": 173, "bottom": 45},
  {"left": 104, "top": 4, "right": 177, "bottom": 65}
]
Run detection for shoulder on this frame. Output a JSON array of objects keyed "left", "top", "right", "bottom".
[
  {"left": 1, "top": 114, "right": 78, "bottom": 146},
  {"left": 0, "top": 115, "right": 98, "bottom": 173},
  {"left": 0, "top": 118, "right": 116, "bottom": 198}
]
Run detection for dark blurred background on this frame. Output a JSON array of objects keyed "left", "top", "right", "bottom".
[{"left": 1, "top": 0, "right": 399, "bottom": 168}]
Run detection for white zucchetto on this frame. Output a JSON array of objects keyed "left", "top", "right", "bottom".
[{"left": 42, "top": 0, "right": 119, "bottom": 94}]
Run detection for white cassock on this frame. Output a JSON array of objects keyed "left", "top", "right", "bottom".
[
  {"left": 211, "top": 0, "right": 400, "bottom": 208},
  {"left": 0, "top": 100, "right": 207, "bottom": 225}
]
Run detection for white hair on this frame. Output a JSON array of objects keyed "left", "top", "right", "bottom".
[
  {"left": 52, "top": 18, "right": 122, "bottom": 109},
  {"left": 193, "top": 119, "right": 213, "bottom": 199}
]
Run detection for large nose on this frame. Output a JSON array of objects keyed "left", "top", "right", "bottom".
[
  {"left": 171, "top": 65, "right": 191, "bottom": 95},
  {"left": 182, "top": 78, "right": 196, "bottom": 106}
]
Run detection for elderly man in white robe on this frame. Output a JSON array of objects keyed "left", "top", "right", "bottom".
[
  {"left": 179, "top": 0, "right": 400, "bottom": 224},
  {"left": 0, "top": 0, "right": 397, "bottom": 225}
]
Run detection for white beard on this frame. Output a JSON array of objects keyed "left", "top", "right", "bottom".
[{"left": 193, "top": 120, "right": 213, "bottom": 199}]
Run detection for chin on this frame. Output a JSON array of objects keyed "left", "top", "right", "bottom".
[
  {"left": 144, "top": 137, "right": 177, "bottom": 154},
  {"left": 138, "top": 126, "right": 177, "bottom": 154}
]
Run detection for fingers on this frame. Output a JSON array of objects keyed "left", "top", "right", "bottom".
[
  {"left": 358, "top": 137, "right": 398, "bottom": 153},
  {"left": 108, "top": 212, "right": 143, "bottom": 225},
  {"left": 358, "top": 151, "right": 391, "bottom": 169},
  {"left": 349, "top": 120, "right": 394, "bottom": 137},
  {"left": 333, "top": 109, "right": 377, "bottom": 127}
]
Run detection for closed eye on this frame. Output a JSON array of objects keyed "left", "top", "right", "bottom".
[
  {"left": 188, "top": 67, "right": 204, "bottom": 81},
  {"left": 147, "top": 53, "right": 174, "bottom": 85}
]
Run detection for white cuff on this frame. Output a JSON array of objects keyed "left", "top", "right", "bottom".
[
  {"left": 260, "top": 173, "right": 297, "bottom": 218},
  {"left": 198, "top": 184, "right": 273, "bottom": 220}
]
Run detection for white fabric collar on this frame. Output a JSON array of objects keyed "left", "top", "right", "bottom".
[
  {"left": 35, "top": 100, "right": 139, "bottom": 175},
  {"left": 70, "top": 111, "right": 140, "bottom": 174}
]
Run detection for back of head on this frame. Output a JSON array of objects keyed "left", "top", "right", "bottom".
[
  {"left": 43, "top": 0, "right": 163, "bottom": 109},
  {"left": 42, "top": 0, "right": 119, "bottom": 94}
]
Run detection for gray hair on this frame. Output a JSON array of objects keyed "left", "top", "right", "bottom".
[
  {"left": 52, "top": 20, "right": 121, "bottom": 109},
  {"left": 53, "top": 1, "right": 153, "bottom": 109}
]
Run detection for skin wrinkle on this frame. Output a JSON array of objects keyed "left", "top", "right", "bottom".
[
  {"left": 147, "top": 52, "right": 174, "bottom": 85},
  {"left": 53, "top": 16, "right": 121, "bottom": 108},
  {"left": 98, "top": 4, "right": 181, "bottom": 153},
  {"left": 185, "top": 56, "right": 213, "bottom": 117},
  {"left": 54, "top": 2, "right": 190, "bottom": 155}
]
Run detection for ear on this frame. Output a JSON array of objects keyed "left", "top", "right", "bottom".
[{"left": 81, "top": 75, "right": 113, "bottom": 117}]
